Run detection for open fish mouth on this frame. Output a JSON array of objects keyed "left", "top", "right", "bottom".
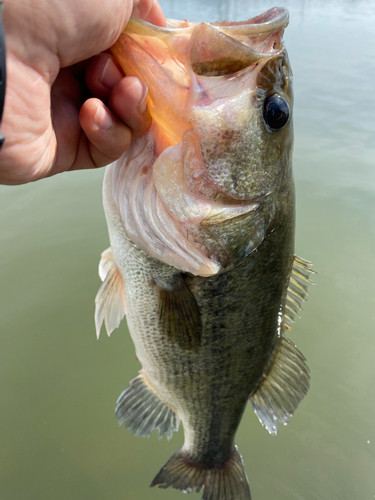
[
  {"left": 124, "top": 8, "right": 289, "bottom": 78},
  {"left": 112, "top": 8, "right": 290, "bottom": 145}
]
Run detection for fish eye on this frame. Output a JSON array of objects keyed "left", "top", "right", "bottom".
[{"left": 263, "top": 94, "right": 290, "bottom": 131}]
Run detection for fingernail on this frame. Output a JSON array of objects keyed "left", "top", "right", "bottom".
[
  {"left": 94, "top": 103, "right": 113, "bottom": 130},
  {"left": 137, "top": 80, "right": 148, "bottom": 114},
  {"left": 100, "top": 58, "right": 122, "bottom": 90}
]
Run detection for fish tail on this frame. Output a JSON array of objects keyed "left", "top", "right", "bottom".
[{"left": 150, "top": 445, "right": 251, "bottom": 500}]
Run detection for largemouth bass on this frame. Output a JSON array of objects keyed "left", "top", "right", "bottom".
[{"left": 95, "top": 7, "right": 315, "bottom": 500}]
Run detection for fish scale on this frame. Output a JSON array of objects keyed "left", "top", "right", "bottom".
[{"left": 94, "top": 7, "right": 316, "bottom": 500}]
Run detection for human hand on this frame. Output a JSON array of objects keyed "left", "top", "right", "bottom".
[{"left": 0, "top": 0, "right": 166, "bottom": 185}]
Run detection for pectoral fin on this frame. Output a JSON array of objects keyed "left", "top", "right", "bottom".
[
  {"left": 95, "top": 248, "right": 126, "bottom": 339},
  {"left": 156, "top": 274, "right": 202, "bottom": 350},
  {"left": 116, "top": 372, "right": 180, "bottom": 440},
  {"left": 249, "top": 335, "right": 310, "bottom": 435}
]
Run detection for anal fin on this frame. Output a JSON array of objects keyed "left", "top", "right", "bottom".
[
  {"left": 250, "top": 335, "right": 310, "bottom": 435},
  {"left": 116, "top": 372, "right": 180, "bottom": 440},
  {"left": 95, "top": 247, "right": 126, "bottom": 338},
  {"left": 156, "top": 274, "right": 202, "bottom": 350}
]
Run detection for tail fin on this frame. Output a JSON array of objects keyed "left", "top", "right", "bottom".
[{"left": 150, "top": 446, "right": 251, "bottom": 500}]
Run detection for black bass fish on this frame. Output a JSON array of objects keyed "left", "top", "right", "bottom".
[{"left": 95, "top": 7, "right": 315, "bottom": 500}]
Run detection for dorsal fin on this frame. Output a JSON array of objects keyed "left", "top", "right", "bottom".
[
  {"left": 95, "top": 248, "right": 126, "bottom": 339},
  {"left": 98, "top": 247, "right": 114, "bottom": 281},
  {"left": 282, "top": 255, "right": 316, "bottom": 331},
  {"left": 249, "top": 256, "right": 315, "bottom": 434},
  {"left": 250, "top": 335, "right": 310, "bottom": 435}
]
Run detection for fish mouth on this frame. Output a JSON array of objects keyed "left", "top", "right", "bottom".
[
  {"left": 120, "top": 9, "right": 289, "bottom": 112},
  {"left": 123, "top": 8, "right": 289, "bottom": 79},
  {"left": 172, "top": 8, "right": 289, "bottom": 78}
]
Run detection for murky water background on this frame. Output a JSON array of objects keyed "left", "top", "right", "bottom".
[{"left": 1, "top": 0, "right": 374, "bottom": 499}]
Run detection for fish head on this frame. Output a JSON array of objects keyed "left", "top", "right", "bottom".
[
  {"left": 110, "top": 9, "right": 294, "bottom": 276},
  {"left": 187, "top": 9, "right": 293, "bottom": 203}
]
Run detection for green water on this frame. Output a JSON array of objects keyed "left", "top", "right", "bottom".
[{"left": 1, "top": 1, "right": 374, "bottom": 499}]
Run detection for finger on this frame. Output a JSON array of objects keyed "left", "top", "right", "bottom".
[
  {"left": 86, "top": 53, "right": 124, "bottom": 100},
  {"left": 133, "top": 0, "right": 167, "bottom": 27},
  {"left": 109, "top": 76, "right": 152, "bottom": 138},
  {"left": 77, "top": 98, "right": 132, "bottom": 169},
  {"left": 50, "top": 68, "right": 83, "bottom": 175}
]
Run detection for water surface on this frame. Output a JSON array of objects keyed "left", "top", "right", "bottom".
[{"left": 1, "top": 1, "right": 374, "bottom": 499}]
